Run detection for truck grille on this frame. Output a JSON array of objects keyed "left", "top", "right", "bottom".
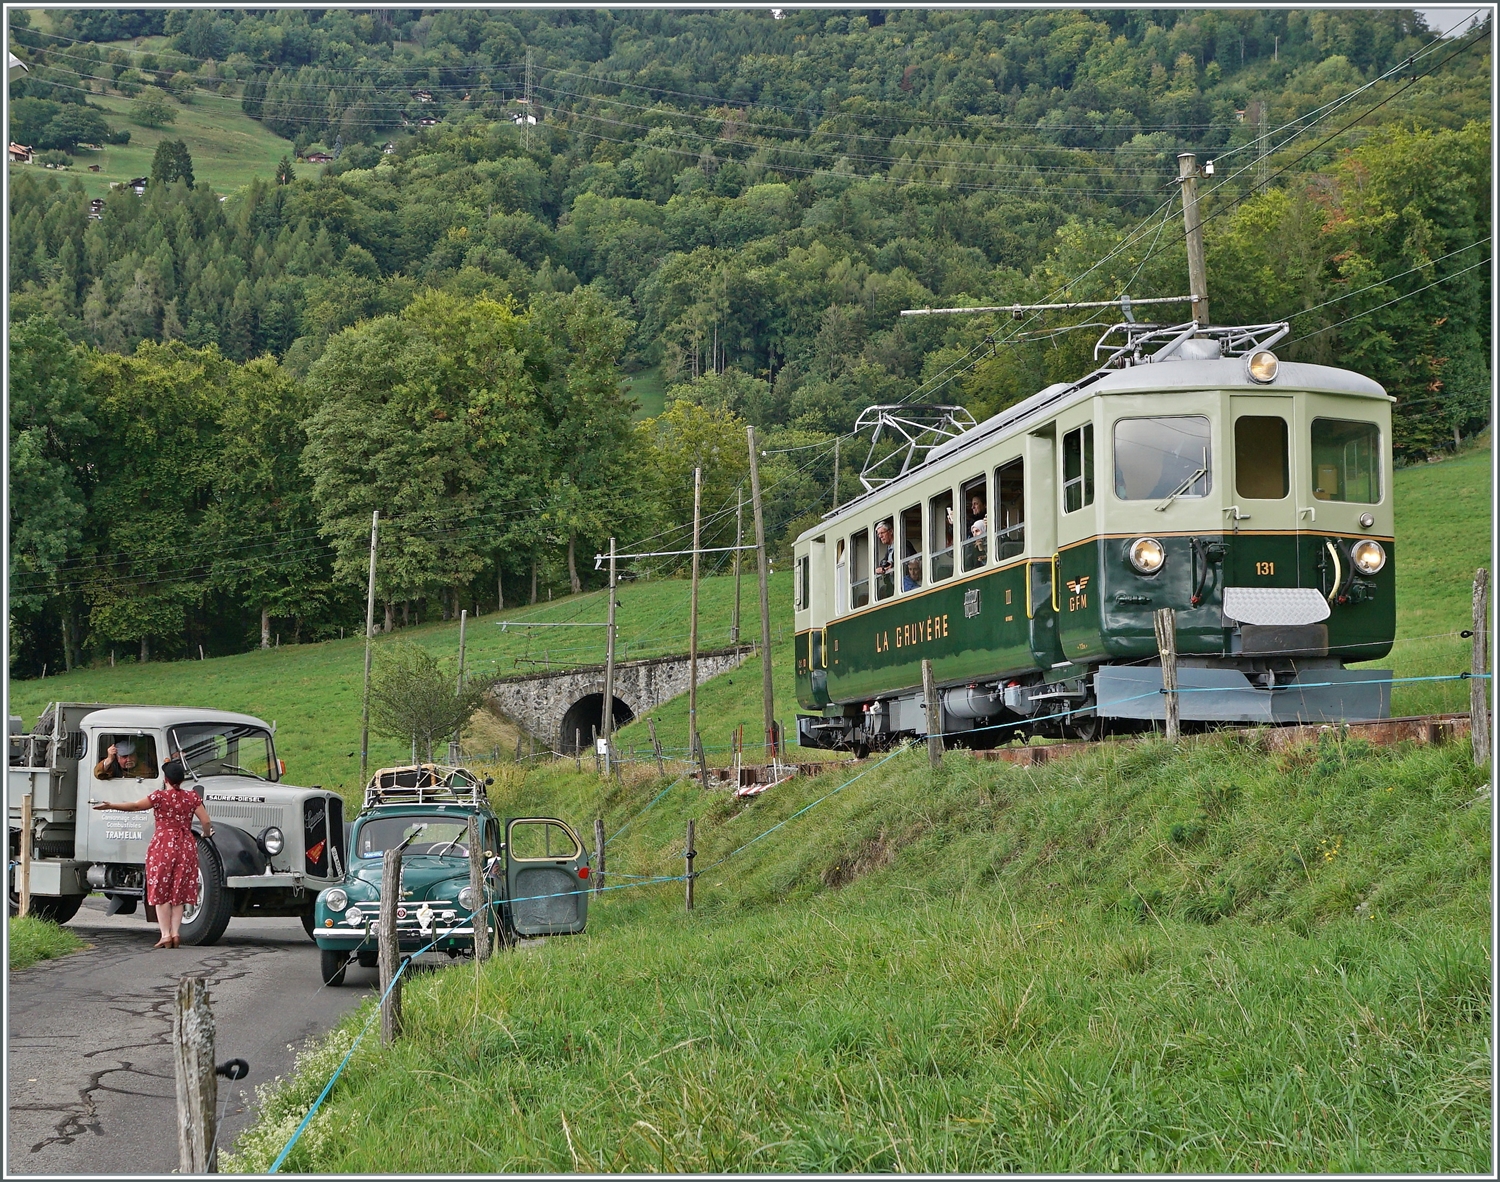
[{"left": 304, "top": 797, "right": 331, "bottom": 877}]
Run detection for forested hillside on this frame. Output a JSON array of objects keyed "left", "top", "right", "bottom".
[{"left": 8, "top": 8, "right": 1492, "bottom": 679}]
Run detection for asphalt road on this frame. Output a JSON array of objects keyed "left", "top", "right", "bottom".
[{"left": 8, "top": 896, "right": 375, "bottom": 1175}]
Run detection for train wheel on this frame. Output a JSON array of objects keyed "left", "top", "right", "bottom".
[{"left": 1065, "top": 711, "right": 1102, "bottom": 742}]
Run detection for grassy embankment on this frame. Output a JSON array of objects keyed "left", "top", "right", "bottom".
[{"left": 8, "top": 916, "right": 86, "bottom": 970}]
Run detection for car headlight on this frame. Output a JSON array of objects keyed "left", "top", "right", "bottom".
[
  {"left": 1127, "top": 537, "right": 1166, "bottom": 574},
  {"left": 1350, "top": 539, "right": 1386, "bottom": 574},
  {"left": 258, "top": 826, "right": 284, "bottom": 856},
  {"left": 1246, "top": 350, "right": 1279, "bottom": 383},
  {"left": 324, "top": 887, "right": 348, "bottom": 913},
  {"left": 345, "top": 907, "right": 363, "bottom": 926},
  {"left": 457, "top": 886, "right": 477, "bottom": 911}
]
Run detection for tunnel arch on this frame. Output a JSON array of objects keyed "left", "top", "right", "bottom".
[{"left": 557, "top": 694, "right": 636, "bottom": 754}]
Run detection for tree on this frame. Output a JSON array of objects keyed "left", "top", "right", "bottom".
[
  {"left": 150, "top": 138, "right": 194, "bottom": 186},
  {"left": 369, "top": 641, "right": 491, "bottom": 761},
  {"left": 275, "top": 155, "right": 295, "bottom": 185},
  {"left": 131, "top": 89, "right": 177, "bottom": 128},
  {"left": 41, "top": 105, "right": 111, "bottom": 150}
]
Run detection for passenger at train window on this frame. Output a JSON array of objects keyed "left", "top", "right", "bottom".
[
  {"left": 961, "top": 478, "right": 987, "bottom": 571},
  {"left": 930, "top": 491, "right": 955, "bottom": 582},
  {"left": 874, "top": 519, "right": 895, "bottom": 600},
  {"left": 899, "top": 505, "right": 923, "bottom": 592},
  {"left": 994, "top": 458, "right": 1025, "bottom": 559}
]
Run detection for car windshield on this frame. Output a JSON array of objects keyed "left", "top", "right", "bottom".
[
  {"left": 169, "top": 723, "right": 277, "bottom": 781},
  {"left": 357, "top": 815, "right": 473, "bottom": 858}
]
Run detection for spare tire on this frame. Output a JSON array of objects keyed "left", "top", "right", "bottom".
[{"left": 177, "top": 836, "right": 232, "bottom": 947}]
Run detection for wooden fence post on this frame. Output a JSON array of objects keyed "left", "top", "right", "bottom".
[
  {"left": 1154, "top": 607, "right": 1180, "bottom": 742},
  {"left": 695, "top": 731, "right": 712, "bottom": 787},
  {"left": 921, "top": 659, "right": 943, "bottom": 768},
  {"left": 378, "top": 846, "right": 403, "bottom": 1044},
  {"left": 1473, "top": 567, "right": 1490, "bottom": 766},
  {"left": 648, "top": 718, "right": 665, "bottom": 776},
  {"left": 467, "top": 814, "right": 489, "bottom": 963},
  {"left": 18, "top": 793, "right": 32, "bottom": 919},
  {"left": 684, "top": 820, "right": 696, "bottom": 913},
  {"left": 173, "top": 975, "right": 217, "bottom": 1174},
  {"left": 593, "top": 818, "right": 606, "bottom": 897}
]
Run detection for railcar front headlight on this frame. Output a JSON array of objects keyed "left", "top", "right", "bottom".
[
  {"left": 457, "top": 885, "right": 478, "bottom": 911},
  {"left": 1246, "top": 350, "right": 1279, "bottom": 383},
  {"left": 1127, "top": 537, "right": 1166, "bottom": 574},
  {"left": 1350, "top": 539, "right": 1386, "bottom": 574},
  {"left": 258, "top": 826, "right": 284, "bottom": 856},
  {"left": 324, "top": 887, "right": 348, "bottom": 913}
]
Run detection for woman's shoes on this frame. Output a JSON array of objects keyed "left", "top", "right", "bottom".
[
  {"left": 169, "top": 936, "right": 180, "bottom": 948},
  {"left": 153, "top": 937, "right": 171, "bottom": 949}
]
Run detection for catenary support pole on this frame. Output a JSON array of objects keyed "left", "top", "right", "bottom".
[
  {"left": 747, "top": 428, "right": 776, "bottom": 760},
  {"left": 921, "top": 659, "right": 943, "bottom": 768},
  {"left": 173, "top": 975, "right": 217, "bottom": 1174},
  {"left": 732, "top": 488, "right": 743, "bottom": 645},
  {"left": 1177, "top": 152, "right": 1209, "bottom": 326},
  {"left": 450, "top": 608, "right": 468, "bottom": 764},
  {"left": 466, "top": 814, "right": 489, "bottom": 963},
  {"left": 832, "top": 436, "right": 840, "bottom": 510},
  {"left": 1154, "top": 608, "right": 1180, "bottom": 741},
  {"left": 359, "top": 511, "right": 379, "bottom": 791},
  {"left": 379, "top": 846, "right": 404, "bottom": 1044},
  {"left": 688, "top": 468, "right": 703, "bottom": 762},
  {"left": 1472, "top": 567, "right": 1490, "bottom": 766},
  {"left": 602, "top": 538, "right": 617, "bottom": 776}
]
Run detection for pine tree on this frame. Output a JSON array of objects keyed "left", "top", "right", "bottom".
[
  {"left": 275, "top": 155, "right": 294, "bottom": 185},
  {"left": 150, "top": 138, "right": 194, "bottom": 187}
]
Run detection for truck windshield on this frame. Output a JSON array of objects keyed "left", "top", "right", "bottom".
[
  {"left": 170, "top": 723, "right": 277, "bottom": 781},
  {"left": 357, "top": 816, "right": 472, "bottom": 859}
]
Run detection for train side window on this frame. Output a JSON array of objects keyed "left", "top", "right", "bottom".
[
  {"left": 834, "top": 538, "right": 848, "bottom": 616},
  {"left": 1062, "top": 423, "right": 1094, "bottom": 512},
  {"left": 1113, "top": 416, "right": 1209, "bottom": 500},
  {"left": 899, "top": 505, "right": 923, "bottom": 592},
  {"left": 873, "top": 518, "right": 895, "bottom": 602},
  {"left": 795, "top": 555, "right": 809, "bottom": 610},
  {"left": 960, "top": 476, "right": 987, "bottom": 571},
  {"left": 929, "top": 491, "right": 955, "bottom": 582},
  {"left": 850, "top": 529, "right": 871, "bottom": 609},
  {"left": 1235, "top": 416, "right": 1289, "bottom": 499},
  {"left": 994, "top": 458, "right": 1024, "bottom": 560},
  {"left": 1311, "top": 418, "right": 1380, "bottom": 503}
]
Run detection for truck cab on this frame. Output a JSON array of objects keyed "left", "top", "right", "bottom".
[{"left": 9, "top": 703, "right": 346, "bottom": 945}]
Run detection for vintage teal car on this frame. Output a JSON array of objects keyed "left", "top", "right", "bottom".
[{"left": 313, "top": 764, "right": 590, "bottom": 985}]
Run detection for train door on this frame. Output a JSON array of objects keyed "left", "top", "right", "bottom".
[
  {"left": 1227, "top": 395, "right": 1299, "bottom": 588},
  {"left": 1054, "top": 412, "right": 1104, "bottom": 665},
  {"left": 1023, "top": 428, "right": 1065, "bottom": 670}
]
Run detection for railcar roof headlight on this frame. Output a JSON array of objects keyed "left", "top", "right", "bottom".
[
  {"left": 1127, "top": 537, "right": 1166, "bottom": 574},
  {"left": 323, "top": 887, "right": 348, "bottom": 913},
  {"left": 258, "top": 825, "right": 284, "bottom": 856},
  {"left": 1246, "top": 350, "right": 1279, "bottom": 384},
  {"left": 457, "top": 885, "right": 478, "bottom": 911},
  {"left": 1350, "top": 539, "right": 1386, "bottom": 574}
]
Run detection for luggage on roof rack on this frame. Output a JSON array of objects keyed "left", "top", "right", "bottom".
[{"left": 362, "top": 763, "right": 488, "bottom": 809}]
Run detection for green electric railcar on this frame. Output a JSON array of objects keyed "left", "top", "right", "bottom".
[{"left": 793, "top": 321, "right": 1396, "bottom": 753}]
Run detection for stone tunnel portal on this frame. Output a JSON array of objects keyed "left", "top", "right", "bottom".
[{"left": 557, "top": 694, "right": 636, "bottom": 754}]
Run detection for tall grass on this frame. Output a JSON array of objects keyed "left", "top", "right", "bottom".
[{"left": 8, "top": 916, "right": 87, "bottom": 970}]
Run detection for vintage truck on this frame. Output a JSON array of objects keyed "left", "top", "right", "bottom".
[{"left": 8, "top": 702, "right": 348, "bottom": 945}]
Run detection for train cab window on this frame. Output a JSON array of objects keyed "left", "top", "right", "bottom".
[
  {"left": 1062, "top": 423, "right": 1095, "bottom": 512},
  {"left": 899, "top": 505, "right": 923, "bottom": 592},
  {"left": 929, "top": 491, "right": 955, "bottom": 583},
  {"left": 1113, "top": 416, "right": 1210, "bottom": 500},
  {"left": 994, "top": 458, "right": 1025, "bottom": 560},
  {"left": 850, "top": 530, "right": 871, "bottom": 610},
  {"left": 834, "top": 539, "right": 848, "bottom": 616},
  {"left": 1311, "top": 419, "right": 1380, "bottom": 503},
  {"left": 960, "top": 476, "right": 987, "bottom": 571},
  {"left": 795, "top": 555, "right": 809, "bottom": 610},
  {"left": 1235, "top": 416, "right": 1289, "bottom": 498},
  {"left": 873, "top": 518, "right": 895, "bottom": 602}
]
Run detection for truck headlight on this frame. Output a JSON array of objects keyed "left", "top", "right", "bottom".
[
  {"left": 1127, "top": 537, "right": 1166, "bottom": 574},
  {"left": 457, "top": 886, "right": 477, "bottom": 911},
  {"left": 324, "top": 887, "right": 348, "bottom": 913},
  {"left": 1350, "top": 539, "right": 1386, "bottom": 574},
  {"left": 258, "top": 826, "right": 284, "bottom": 856}
]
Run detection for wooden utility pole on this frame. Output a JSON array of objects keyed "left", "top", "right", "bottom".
[
  {"left": 466, "top": 814, "right": 490, "bottom": 962},
  {"left": 173, "top": 975, "right": 217, "bottom": 1174},
  {"left": 832, "top": 436, "right": 840, "bottom": 510},
  {"left": 731, "top": 488, "right": 743, "bottom": 645},
  {"left": 593, "top": 818, "right": 606, "bottom": 897},
  {"left": 359, "top": 511, "right": 379, "bottom": 790},
  {"left": 1154, "top": 608, "right": 1180, "bottom": 741},
  {"left": 1472, "top": 567, "right": 1490, "bottom": 766},
  {"left": 747, "top": 428, "right": 776, "bottom": 759},
  {"left": 378, "top": 846, "right": 403, "bottom": 1044},
  {"left": 695, "top": 731, "right": 712, "bottom": 787},
  {"left": 1177, "top": 153, "right": 1209, "bottom": 326},
  {"left": 688, "top": 468, "right": 703, "bottom": 763},
  {"left": 602, "top": 538, "right": 617, "bottom": 776},
  {"left": 450, "top": 608, "right": 468, "bottom": 764},
  {"left": 18, "top": 793, "right": 31, "bottom": 918},
  {"left": 921, "top": 659, "right": 943, "bottom": 768},
  {"left": 684, "top": 819, "right": 696, "bottom": 912}
]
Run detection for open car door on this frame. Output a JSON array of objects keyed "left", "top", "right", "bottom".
[{"left": 504, "top": 817, "right": 590, "bottom": 936}]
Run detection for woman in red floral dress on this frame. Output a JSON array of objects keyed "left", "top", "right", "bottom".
[{"left": 93, "top": 759, "right": 213, "bottom": 948}]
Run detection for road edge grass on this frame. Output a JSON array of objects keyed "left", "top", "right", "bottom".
[{"left": 8, "top": 916, "right": 87, "bottom": 970}]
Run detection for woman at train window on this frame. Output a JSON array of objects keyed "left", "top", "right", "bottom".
[
  {"left": 962, "top": 483, "right": 987, "bottom": 570},
  {"left": 902, "top": 557, "right": 923, "bottom": 592}
]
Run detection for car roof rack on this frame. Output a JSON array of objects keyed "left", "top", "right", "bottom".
[{"left": 363, "top": 764, "right": 488, "bottom": 809}]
